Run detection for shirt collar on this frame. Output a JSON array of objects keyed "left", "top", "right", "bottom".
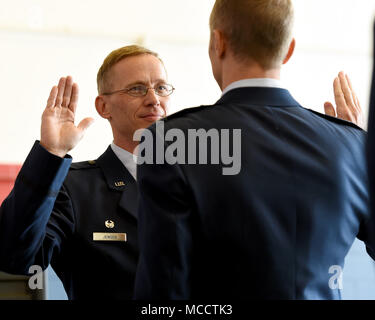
[
  {"left": 110, "top": 142, "right": 138, "bottom": 181},
  {"left": 222, "top": 78, "right": 284, "bottom": 97}
]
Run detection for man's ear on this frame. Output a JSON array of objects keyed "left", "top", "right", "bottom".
[
  {"left": 95, "top": 96, "right": 111, "bottom": 120},
  {"left": 212, "top": 29, "right": 227, "bottom": 59},
  {"left": 282, "top": 38, "right": 296, "bottom": 65}
]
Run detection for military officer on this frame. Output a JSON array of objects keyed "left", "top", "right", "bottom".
[
  {"left": 0, "top": 45, "right": 172, "bottom": 299},
  {"left": 134, "top": 0, "right": 368, "bottom": 300}
]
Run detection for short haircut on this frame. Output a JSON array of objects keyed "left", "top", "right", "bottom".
[
  {"left": 97, "top": 45, "right": 163, "bottom": 94},
  {"left": 209, "top": 0, "right": 294, "bottom": 69}
]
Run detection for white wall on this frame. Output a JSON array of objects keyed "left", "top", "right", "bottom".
[{"left": 0, "top": 0, "right": 374, "bottom": 163}]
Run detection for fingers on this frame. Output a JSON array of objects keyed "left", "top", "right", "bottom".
[
  {"left": 332, "top": 71, "right": 363, "bottom": 127},
  {"left": 68, "top": 82, "right": 79, "bottom": 114},
  {"left": 345, "top": 73, "right": 364, "bottom": 127},
  {"left": 333, "top": 76, "right": 349, "bottom": 120},
  {"left": 51, "top": 76, "right": 78, "bottom": 110},
  {"left": 345, "top": 73, "right": 362, "bottom": 112},
  {"left": 324, "top": 102, "right": 336, "bottom": 117},
  {"left": 77, "top": 117, "right": 95, "bottom": 133},
  {"left": 62, "top": 76, "right": 73, "bottom": 108},
  {"left": 46, "top": 86, "right": 58, "bottom": 109},
  {"left": 338, "top": 71, "right": 356, "bottom": 115},
  {"left": 55, "top": 77, "right": 66, "bottom": 108}
]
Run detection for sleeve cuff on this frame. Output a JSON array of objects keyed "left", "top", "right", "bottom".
[{"left": 16, "top": 140, "right": 73, "bottom": 194}]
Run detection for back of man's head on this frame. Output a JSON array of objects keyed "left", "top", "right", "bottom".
[
  {"left": 96, "top": 45, "right": 163, "bottom": 95},
  {"left": 210, "top": 0, "right": 294, "bottom": 69}
]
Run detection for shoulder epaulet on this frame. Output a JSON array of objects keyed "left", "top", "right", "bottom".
[
  {"left": 306, "top": 108, "right": 364, "bottom": 131},
  {"left": 70, "top": 160, "right": 98, "bottom": 170},
  {"left": 164, "top": 105, "right": 212, "bottom": 122}
]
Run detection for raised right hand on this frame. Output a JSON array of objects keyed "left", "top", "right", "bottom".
[{"left": 40, "top": 76, "right": 94, "bottom": 158}]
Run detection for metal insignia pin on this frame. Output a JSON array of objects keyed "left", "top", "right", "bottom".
[
  {"left": 115, "top": 181, "right": 125, "bottom": 187},
  {"left": 105, "top": 220, "right": 115, "bottom": 229}
]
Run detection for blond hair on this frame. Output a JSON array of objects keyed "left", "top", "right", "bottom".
[
  {"left": 209, "top": 0, "right": 294, "bottom": 69},
  {"left": 97, "top": 45, "right": 162, "bottom": 94}
]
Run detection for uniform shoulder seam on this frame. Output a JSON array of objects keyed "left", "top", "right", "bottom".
[
  {"left": 306, "top": 108, "right": 364, "bottom": 131},
  {"left": 69, "top": 160, "right": 98, "bottom": 170}
]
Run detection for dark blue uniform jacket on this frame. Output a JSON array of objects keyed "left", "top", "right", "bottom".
[
  {"left": 135, "top": 87, "right": 373, "bottom": 300},
  {"left": 0, "top": 143, "right": 139, "bottom": 299}
]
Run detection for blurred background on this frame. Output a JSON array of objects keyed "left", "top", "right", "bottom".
[{"left": 0, "top": 0, "right": 374, "bottom": 300}]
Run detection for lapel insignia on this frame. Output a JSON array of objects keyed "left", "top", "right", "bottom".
[
  {"left": 115, "top": 181, "right": 125, "bottom": 187},
  {"left": 105, "top": 220, "right": 115, "bottom": 229}
]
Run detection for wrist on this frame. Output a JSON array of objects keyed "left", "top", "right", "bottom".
[{"left": 39, "top": 141, "right": 67, "bottom": 158}]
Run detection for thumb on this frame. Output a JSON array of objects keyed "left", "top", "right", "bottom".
[
  {"left": 324, "top": 102, "right": 336, "bottom": 117},
  {"left": 77, "top": 117, "right": 95, "bottom": 132}
]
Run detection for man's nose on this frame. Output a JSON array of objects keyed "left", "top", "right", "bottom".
[{"left": 144, "top": 88, "right": 160, "bottom": 106}]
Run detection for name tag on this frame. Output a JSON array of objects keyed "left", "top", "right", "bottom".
[{"left": 93, "top": 232, "right": 127, "bottom": 242}]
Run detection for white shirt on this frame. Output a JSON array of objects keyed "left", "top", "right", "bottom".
[
  {"left": 110, "top": 142, "right": 138, "bottom": 181},
  {"left": 221, "top": 78, "right": 285, "bottom": 96}
]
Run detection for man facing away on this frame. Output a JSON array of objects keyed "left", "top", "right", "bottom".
[
  {"left": 0, "top": 45, "right": 172, "bottom": 299},
  {"left": 134, "top": 0, "right": 371, "bottom": 300}
]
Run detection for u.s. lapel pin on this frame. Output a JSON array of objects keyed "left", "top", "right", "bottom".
[
  {"left": 105, "top": 220, "right": 115, "bottom": 229},
  {"left": 114, "top": 181, "right": 125, "bottom": 187}
]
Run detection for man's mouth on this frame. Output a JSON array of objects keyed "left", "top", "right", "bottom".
[{"left": 140, "top": 114, "right": 163, "bottom": 122}]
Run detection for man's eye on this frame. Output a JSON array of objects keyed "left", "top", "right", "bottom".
[
  {"left": 156, "top": 85, "right": 168, "bottom": 92},
  {"left": 128, "top": 86, "right": 145, "bottom": 93}
]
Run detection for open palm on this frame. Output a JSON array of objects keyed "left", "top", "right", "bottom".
[
  {"left": 324, "top": 72, "right": 363, "bottom": 128},
  {"left": 40, "top": 76, "right": 94, "bottom": 157}
]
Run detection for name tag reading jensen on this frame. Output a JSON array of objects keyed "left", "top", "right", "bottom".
[{"left": 93, "top": 232, "right": 127, "bottom": 242}]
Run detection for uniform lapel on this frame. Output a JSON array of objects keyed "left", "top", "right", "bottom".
[
  {"left": 96, "top": 146, "right": 139, "bottom": 220},
  {"left": 118, "top": 181, "right": 139, "bottom": 220}
]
